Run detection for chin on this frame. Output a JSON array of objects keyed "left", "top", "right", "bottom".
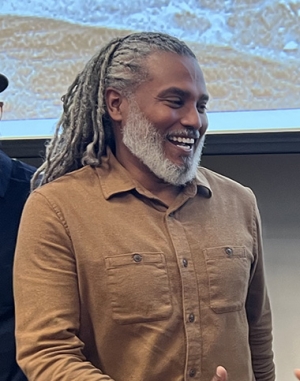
[{"left": 158, "top": 147, "right": 203, "bottom": 186}]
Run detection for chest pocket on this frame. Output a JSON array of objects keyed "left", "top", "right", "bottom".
[
  {"left": 105, "top": 252, "right": 172, "bottom": 324},
  {"left": 204, "top": 246, "right": 251, "bottom": 313}
]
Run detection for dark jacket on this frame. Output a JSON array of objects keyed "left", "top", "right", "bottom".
[{"left": 0, "top": 150, "right": 35, "bottom": 381}]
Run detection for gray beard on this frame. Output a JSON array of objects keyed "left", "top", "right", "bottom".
[{"left": 122, "top": 99, "right": 205, "bottom": 186}]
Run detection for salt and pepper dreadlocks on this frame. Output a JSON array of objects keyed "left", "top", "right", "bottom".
[{"left": 32, "top": 32, "right": 196, "bottom": 189}]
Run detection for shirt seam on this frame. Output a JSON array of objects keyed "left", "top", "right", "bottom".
[{"left": 33, "top": 190, "right": 72, "bottom": 240}]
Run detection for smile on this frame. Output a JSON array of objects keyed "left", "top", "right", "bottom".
[{"left": 167, "top": 136, "right": 195, "bottom": 151}]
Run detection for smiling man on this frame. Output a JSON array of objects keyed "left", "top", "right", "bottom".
[
  {"left": 108, "top": 50, "right": 209, "bottom": 205},
  {"left": 14, "top": 32, "right": 274, "bottom": 381}
]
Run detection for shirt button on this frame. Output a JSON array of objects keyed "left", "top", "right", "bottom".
[
  {"left": 188, "top": 313, "right": 195, "bottom": 323},
  {"left": 182, "top": 258, "right": 188, "bottom": 267},
  {"left": 132, "top": 254, "right": 142, "bottom": 263},
  {"left": 225, "top": 247, "right": 233, "bottom": 256},
  {"left": 189, "top": 368, "right": 196, "bottom": 377}
]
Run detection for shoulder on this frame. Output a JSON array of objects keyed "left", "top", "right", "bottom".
[
  {"left": 0, "top": 151, "right": 13, "bottom": 193},
  {"left": 197, "top": 166, "right": 256, "bottom": 203},
  {"left": 24, "top": 166, "right": 101, "bottom": 223},
  {"left": 33, "top": 166, "right": 98, "bottom": 202},
  {"left": 0, "top": 151, "right": 35, "bottom": 197},
  {"left": 10, "top": 159, "right": 36, "bottom": 183}
]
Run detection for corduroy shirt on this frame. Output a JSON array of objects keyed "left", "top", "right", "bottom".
[{"left": 14, "top": 149, "right": 275, "bottom": 381}]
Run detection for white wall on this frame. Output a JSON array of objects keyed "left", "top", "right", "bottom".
[{"left": 202, "top": 153, "right": 300, "bottom": 381}]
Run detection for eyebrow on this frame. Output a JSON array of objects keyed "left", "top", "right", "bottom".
[{"left": 157, "top": 87, "right": 209, "bottom": 102}]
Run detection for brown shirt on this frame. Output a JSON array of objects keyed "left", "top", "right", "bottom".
[{"left": 14, "top": 150, "right": 275, "bottom": 381}]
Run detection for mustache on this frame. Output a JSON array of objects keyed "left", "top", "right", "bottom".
[{"left": 165, "top": 129, "right": 200, "bottom": 140}]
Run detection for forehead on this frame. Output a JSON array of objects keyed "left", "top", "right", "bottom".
[{"left": 138, "top": 51, "right": 207, "bottom": 98}]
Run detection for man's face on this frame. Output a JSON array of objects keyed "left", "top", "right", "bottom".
[
  {"left": 119, "top": 51, "right": 209, "bottom": 185},
  {"left": 122, "top": 98, "right": 206, "bottom": 186}
]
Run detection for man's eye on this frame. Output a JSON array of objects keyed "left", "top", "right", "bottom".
[
  {"left": 166, "top": 99, "right": 183, "bottom": 107},
  {"left": 197, "top": 104, "right": 207, "bottom": 113}
]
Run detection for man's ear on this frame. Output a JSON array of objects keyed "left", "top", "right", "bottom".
[{"left": 105, "top": 88, "right": 127, "bottom": 122}]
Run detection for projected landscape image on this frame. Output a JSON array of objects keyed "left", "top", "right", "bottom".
[{"left": 0, "top": 0, "right": 299, "bottom": 122}]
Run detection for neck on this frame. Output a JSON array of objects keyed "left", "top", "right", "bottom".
[{"left": 115, "top": 148, "right": 182, "bottom": 206}]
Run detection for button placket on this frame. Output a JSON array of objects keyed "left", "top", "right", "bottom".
[{"left": 166, "top": 213, "right": 202, "bottom": 380}]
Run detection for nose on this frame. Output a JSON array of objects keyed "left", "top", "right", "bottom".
[{"left": 180, "top": 105, "right": 208, "bottom": 135}]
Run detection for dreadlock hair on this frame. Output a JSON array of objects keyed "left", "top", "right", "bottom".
[{"left": 31, "top": 31, "right": 196, "bottom": 190}]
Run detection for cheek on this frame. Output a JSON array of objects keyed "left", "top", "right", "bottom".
[{"left": 148, "top": 110, "right": 179, "bottom": 133}]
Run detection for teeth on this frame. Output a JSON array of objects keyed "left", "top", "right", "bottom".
[{"left": 169, "top": 136, "right": 195, "bottom": 144}]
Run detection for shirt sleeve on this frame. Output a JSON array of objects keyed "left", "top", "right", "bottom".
[
  {"left": 246, "top": 193, "right": 275, "bottom": 381},
  {"left": 13, "top": 191, "right": 115, "bottom": 381}
]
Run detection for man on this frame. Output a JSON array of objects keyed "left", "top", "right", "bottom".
[
  {"left": 0, "top": 73, "right": 33, "bottom": 380},
  {"left": 14, "top": 32, "right": 274, "bottom": 380}
]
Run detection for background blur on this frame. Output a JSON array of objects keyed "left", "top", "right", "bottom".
[{"left": 1, "top": 0, "right": 299, "bottom": 126}]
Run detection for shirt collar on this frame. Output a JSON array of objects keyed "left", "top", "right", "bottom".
[
  {"left": 97, "top": 148, "right": 212, "bottom": 200},
  {"left": 195, "top": 168, "right": 212, "bottom": 198},
  {"left": 96, "top": 149, "right": 136, "bottom": 200},
  {"left": 0, "top": 150, "right": 13, "bottom": 198}
]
